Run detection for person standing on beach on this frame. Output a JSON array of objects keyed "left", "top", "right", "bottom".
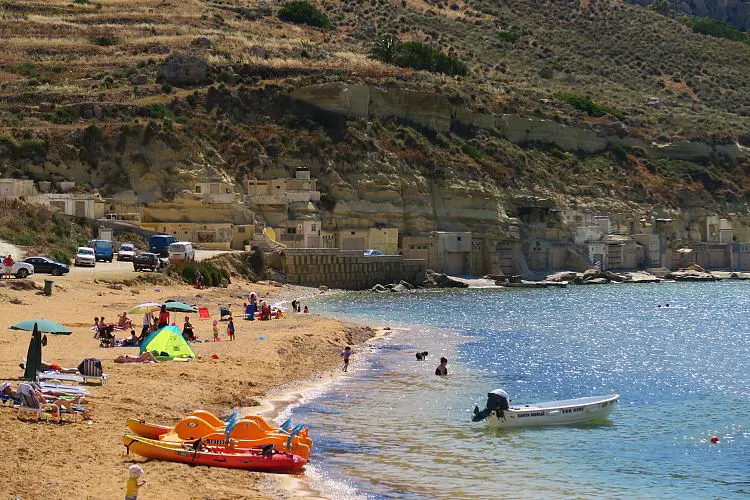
[
  {"left": 435, "top": 357, "right": 448, "bottom": 376},
  {"left": 227, "top": 317, "right": 235, "bottom": 341},
  {"left": 212, "top": 319, "right": 219, "bottom": 341},
  {"left": 157, "top": 304, "right": 170, "bottom": 329},
  {"left": 341, "top": 346, "right": 352, "bottom": 372},
  {"left": 2, "top": 254, "right": 13, "bottom": 278}
]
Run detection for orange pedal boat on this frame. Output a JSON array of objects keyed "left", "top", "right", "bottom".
[
  {"left": 127, "top": 411, "right": 312, "bottom": 460},
  {"left": 123, "top": 434, "right": 307, "bottom": 473}
]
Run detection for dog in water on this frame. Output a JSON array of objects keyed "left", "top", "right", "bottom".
[{"left": 415, "top": 351, "right": 429, "bottom": 361}]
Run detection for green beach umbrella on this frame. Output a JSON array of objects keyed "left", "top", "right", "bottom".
[
  {"left": 164, "top": 301, "right": 197, "bottom": 313},
  {"left": 10, "top": 319, "right": 72, "bottom": 335},
  {"left": 23, "top": 323, "right": 42, "bottom": 381}
]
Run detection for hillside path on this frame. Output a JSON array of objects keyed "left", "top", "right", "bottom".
[{"left": 0, "top": 238, "right": 23, "bottom": 261}]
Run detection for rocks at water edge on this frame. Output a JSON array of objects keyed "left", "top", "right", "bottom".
[{"left": 416, "top": 270, "right": 469, "bottom": 288}]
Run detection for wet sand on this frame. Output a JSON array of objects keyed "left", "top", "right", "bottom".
[{"left": 0, "top": 273, "right": 373, "bottom": 499}]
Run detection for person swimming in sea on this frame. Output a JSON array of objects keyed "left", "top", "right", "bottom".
[{"left": 435, "top": 357, "right": 448, "bottom": 376}]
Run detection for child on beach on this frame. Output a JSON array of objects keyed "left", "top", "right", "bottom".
[
  {"left": 341, "top": 346, "right": 351, "bottom": 372},
  {"left": 125, "top": 464, "right": 146, "bottom": 500},
  {"left": 212, "top": 319, "right": 219, "bottom": 342},
  {"left": 227, "top": 317, "right": 235, "bottom": 341}
]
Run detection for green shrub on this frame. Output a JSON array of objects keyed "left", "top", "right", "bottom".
[
  {"left": 73, "top": 0, "right": 90, "bottom": 4},
  {"left": 16, "top": 234, "right": 34, "bottom": 246},
  {"left": 0, "top": 136, "right": 49, "bottom": 158},
  {"left": 173, "top": 260, "right": 229, "bottom": 288},
  {"left": 651, "top": 0, "right": 670, "bottom": 15},
  {"left": 371, "top": 34, "right": 403, "bottom": 63},
  {"left": 554, "top": 93, "right": 623, "bottom": 119},
  {"left": 53, "top": 107, "right": 80, "bottom": 124},
  {"left": 142, "top": 103, "right": 168, "bottom": 118},
  {"left": 498, "top": 29, "right": 520, "bottom": 43},
  {"left": 90, "top": 35, "right": 120, "bottom": 46},
  {"left": 278, "top": 1, "right": 330, "bottom": 28},
  {"left": 8, "top": 63, "right": 40, "bottom": 78},
  {"left": 394, "top": 41, "right": 468, "bottom": 76},
  {"left": 691, "top": 18, "right": 748, "bottom": 42},
  {"left": 460, "top": 142, "right": 482, "bottom": 160},
  {"left": 50, "top": 248, "right": 71, "bottom": 264}
]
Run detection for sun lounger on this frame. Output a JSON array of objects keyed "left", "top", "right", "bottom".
[
  {"left": 17, "top": 384, "right": 87, "bottom": 423},
  {"left": 17, "top": 384, "right": 61, "bottom": 422},
  {"left": 39, "top": 382, "right": 89, "bottom": 397},
  {"left": 38, "top": 372, "right": 84, "bottom": 385},
  {"left": 38, "top": 370, "right": 107, "bottom": 386}
]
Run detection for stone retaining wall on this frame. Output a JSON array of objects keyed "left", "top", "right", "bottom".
[{"left": 283, "top": 248, "right": 426, "bottom": 289}]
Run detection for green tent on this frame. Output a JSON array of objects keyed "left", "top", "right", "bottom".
[{"left": 140, "top": 325, "right": 195, "bottom": 360}]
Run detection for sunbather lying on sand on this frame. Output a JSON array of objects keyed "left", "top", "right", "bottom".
[
  {"left": 19, "top": 361, "right": 77, "bottom": 373},
  {"left": 114, "top": 352, "right": 159, "bottom": 364}
]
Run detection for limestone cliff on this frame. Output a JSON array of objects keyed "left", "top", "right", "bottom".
[{"left": 290, "top": 83, "right": 745, "bottom": 163}]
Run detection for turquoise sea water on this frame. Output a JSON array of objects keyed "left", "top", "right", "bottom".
[{"left": 287, "top": 283, "right": 750, "bottom": 499}]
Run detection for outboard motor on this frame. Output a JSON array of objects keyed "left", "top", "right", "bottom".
[{"left": 472, "top": 389, "right": 511, "bottom": 422}]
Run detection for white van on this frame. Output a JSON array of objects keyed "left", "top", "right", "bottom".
[{"left": 168, "top": 241, "right": 195, "bottom": 261}]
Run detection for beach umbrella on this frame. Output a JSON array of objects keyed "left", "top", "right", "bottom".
[
  {"left": 23, "top": 323, "right": 42, "bottom": 381},
  {"left": 127, "top": 302, "right": 162, "bottom": 314},
  {"left": 164, "top": 301, "right": 197, "bottom": 313},
  {"left": 10, "top": 319, "right": 72, "bottom": 335}
]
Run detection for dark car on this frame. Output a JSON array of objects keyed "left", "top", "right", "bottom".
[
  {"left": 133, "top": 252, "right": 167, "bottom": 272},
  {"left": 22, "top": 256, "right": 70, "bottom": 276}
]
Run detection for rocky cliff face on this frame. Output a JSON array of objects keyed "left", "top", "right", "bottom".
[
  {"left": 628, "top": 0, "right": 750, "bottom": 30},
  {"left": 291, "top": 83, "right": 745, "bottom": 163}
]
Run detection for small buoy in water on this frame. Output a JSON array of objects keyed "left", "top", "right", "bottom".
[
  {"left": 710, "top": 435, "right": 719, "bottom": 444},
  {"left": 259, "top": 335, "right": 265, "bottom": 341}
]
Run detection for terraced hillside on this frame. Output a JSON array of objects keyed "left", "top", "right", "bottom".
[{"left": 0, "top": 0, "right": 749, "bottom": 230}]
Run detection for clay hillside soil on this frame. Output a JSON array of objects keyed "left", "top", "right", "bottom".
[{"left": 0, "top": 275, "right": 371, "bottom": 499}]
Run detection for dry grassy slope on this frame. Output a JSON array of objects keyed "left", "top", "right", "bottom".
[{"left": 0, "top": 0, "right": 749, "bottom": 217}]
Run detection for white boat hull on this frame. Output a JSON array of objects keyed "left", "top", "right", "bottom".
[{"left": 486, "top": 394, "right": 619, "bottom": 428}]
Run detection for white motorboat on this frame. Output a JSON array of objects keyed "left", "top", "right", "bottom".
[{"left": 472, "top": 389, "right": 619, "bottom": 428}]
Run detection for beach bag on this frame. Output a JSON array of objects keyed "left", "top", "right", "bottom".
[{"left": 78, "top": 358, "right": 103, "bottom": 377}]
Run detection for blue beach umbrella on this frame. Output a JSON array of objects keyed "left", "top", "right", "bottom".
[
  {"left": 10, "top": 319, "right": 72, "bottom": 335},
  {"left": 164, "top": 301, "right": 198, "bottom": 313}
]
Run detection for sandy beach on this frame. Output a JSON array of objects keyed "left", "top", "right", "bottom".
[{"left": 0, "top": 272, "right": 373, "bottom": 499}]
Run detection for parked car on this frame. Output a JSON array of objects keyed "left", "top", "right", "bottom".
[
  {"left": 133, "top": 252, "right": 167, "bottom": 272},
  {"left": 87, "top": 239, "right": 114, "bottom": 262},
  {"left": 21, "top": 256, "right": 70, "bottom": 276},
  {"left": 168, "top": 241, "right": 195, "bottom": 262},
  {"left": 7, "top": 261, "right": 34, "bottom": 279},
  {"left": 117, "top": 243, "right": 137, "bottom": 261},
  {"left": 74, "top": 247, "right": 96, "bottom": 267},
  {"left": 149, "top": 234, "right": 176, "bottom": 257}
]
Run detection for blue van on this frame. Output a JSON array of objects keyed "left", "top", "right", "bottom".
[
  {"left": 149, "top": 234, "right": 177, "bottom": 257},
  {"left": 87, "top": 239, "right": 114, "bottom": 262}
]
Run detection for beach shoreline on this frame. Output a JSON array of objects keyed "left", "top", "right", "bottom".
[
  {"left": 252, "top": 325, "right": 393, "bottom": 499},
  {"left": 0, "top": 274, "right": 378, "bottom": 499}
]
